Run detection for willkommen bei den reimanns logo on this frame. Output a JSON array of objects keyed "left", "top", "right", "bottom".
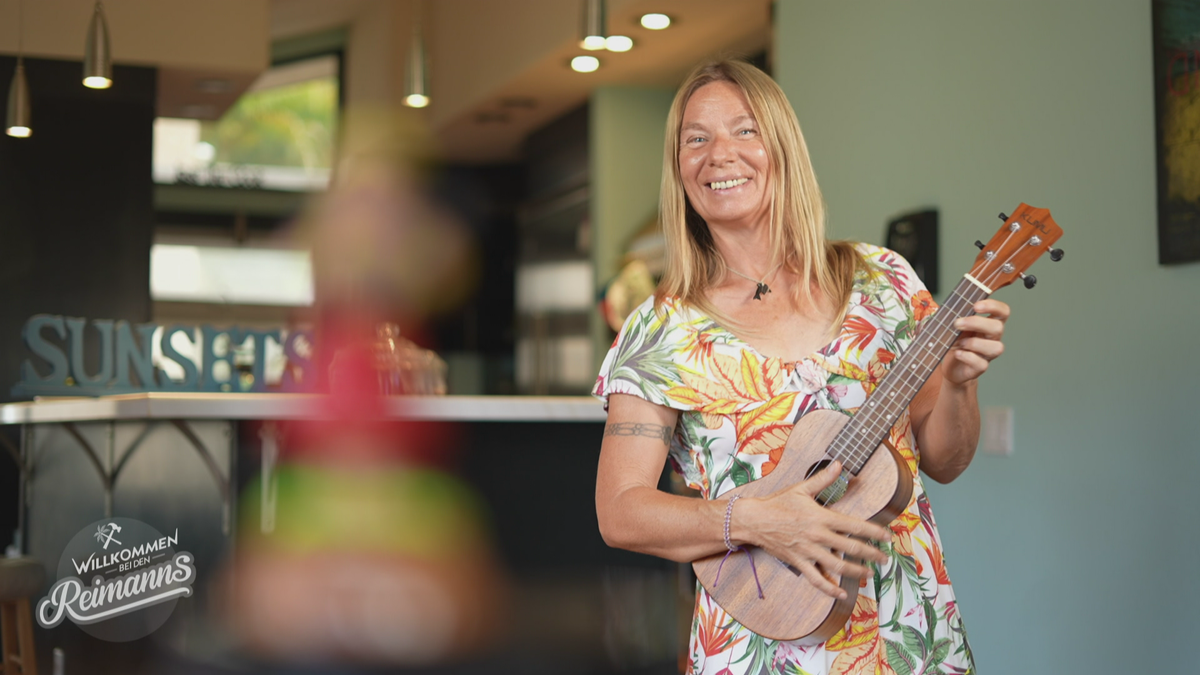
[{"left": 36, "top": 517, "right": 195, "bottom": 641}]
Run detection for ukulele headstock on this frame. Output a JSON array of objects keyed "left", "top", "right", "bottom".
[{"left": 972, "top": 204, "right": 1063, "bottom": 292}]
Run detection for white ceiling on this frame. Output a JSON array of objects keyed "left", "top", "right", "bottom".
[
  {"left": 0, "top": 0, "right": 271, "bottom": 122},
  {"left": 0, "top": 0, "right": 769, "bottom": 163},
  {"left": 271, "top": 0, "right": 772, "bottom": 164}
]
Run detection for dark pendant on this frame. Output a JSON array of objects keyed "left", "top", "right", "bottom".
[{"left": 754, "top": 282, "right": 771, "bottom": 300}]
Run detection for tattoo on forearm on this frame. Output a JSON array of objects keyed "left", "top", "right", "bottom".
[{"left": 605, "top": 422, "right": 672, "bottom": 445}]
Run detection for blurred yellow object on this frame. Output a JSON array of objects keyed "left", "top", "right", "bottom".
[
  {"left": 603, "top": 259, "right": 656, "bottom": 332},
  {"left": 226, "top": 462, "right": 507, "bottom": 666},
  {"left": 239, "top": 464, "right": 486, "bottom": 557}
]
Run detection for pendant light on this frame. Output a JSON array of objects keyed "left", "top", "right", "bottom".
[
  {"left": 83, "top": 0, "right": 112, "bottom": 89},
  {"left": 580, "top": 0, "right": 606, "bottom": 50},
  {"left": 6, "top": 61, "right": 30, "bottom": 137},
  {"left": 6, "top": 0, "right": 31, "bottom": 138},
  {"left": 402, "top": 1, "right": 429, "bottom": 108}
]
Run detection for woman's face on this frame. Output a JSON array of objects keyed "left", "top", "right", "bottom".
[{"left": 678, "top": 80, "right": 772, "bottom": 233}]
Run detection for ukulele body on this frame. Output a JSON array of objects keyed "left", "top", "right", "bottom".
[{"left": 691, "top": 409, "right": 913, "bottom": 643}]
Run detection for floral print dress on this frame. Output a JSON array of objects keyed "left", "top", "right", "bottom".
[{"left": 593, "top": 245, "right": 974, "bottom": 675}]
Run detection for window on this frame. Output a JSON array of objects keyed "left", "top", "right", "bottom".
[
  {"left": 153, "top": 54, "right": 339, "bottom": 193},
  {"left": 150, "top": 244, "right": 313, "bottom": 306}
]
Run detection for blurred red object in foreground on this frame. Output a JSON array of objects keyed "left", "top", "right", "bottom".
[{"left": 215, "top": 108, "right": 508, "bottom": 668}]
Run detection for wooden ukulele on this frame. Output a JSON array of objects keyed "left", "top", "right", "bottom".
[{"left": 692, "top": 204, "right": 1064, "bottom": 642}]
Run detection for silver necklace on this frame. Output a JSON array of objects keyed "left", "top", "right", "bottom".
[{"left": 726, "top": 262, "right": 783, "bottom": 301}]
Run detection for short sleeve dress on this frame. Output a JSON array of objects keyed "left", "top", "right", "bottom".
[{"left": 593, "top": 245, "right": 975, "bottom": 675}]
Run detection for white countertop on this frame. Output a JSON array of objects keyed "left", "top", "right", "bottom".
[{"left": 0, "top": 393, "right": 609, "bottom": 424}]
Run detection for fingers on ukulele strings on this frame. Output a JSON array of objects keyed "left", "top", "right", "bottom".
[
  {"left": 816, "top": 460, "right": 843, "bottom": 481},
  {"left": 973, "top": 299, "right": 1010, "bottom": 322},
  {"left": 950, "top": 343, "right": 998, "bottom": 369},
  {"left": 954, "top": 316, "right": 1005, "bottom": 341},
  {"left": 953, "top": 336, "right": 1004, "bottom": 362},
  {"left": 798, "top": 461, "right": 842, "bottom": 494}
]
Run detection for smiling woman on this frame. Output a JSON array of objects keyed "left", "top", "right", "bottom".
[
  {"left": 593, "top": 59, "right": 1010, "bottom": 675},
  {"left": 657, "top": 61, "right": 859, "bottom": 344}
]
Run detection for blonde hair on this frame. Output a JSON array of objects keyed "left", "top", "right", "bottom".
[{"left": 655, "top": 59, "right": 861, "bottom": 329}]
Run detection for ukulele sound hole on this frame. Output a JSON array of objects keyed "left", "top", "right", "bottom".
[
  {"left": 804, "top": 458, "right": 832, "bottom": 480},
  {"left": 805, "top": 459, "right": 850, "bottom": 506}
]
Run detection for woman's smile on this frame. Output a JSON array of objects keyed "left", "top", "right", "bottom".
[{"left": 709, "top": 177, "right": 750, "bottom": 190}]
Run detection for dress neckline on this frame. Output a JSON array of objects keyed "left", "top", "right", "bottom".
[
  {"left": 677, "top": 291, "right": 858, "bottom": 367},
  {"left": 713, "top": 314, "right": 846, "bottom": 366}
]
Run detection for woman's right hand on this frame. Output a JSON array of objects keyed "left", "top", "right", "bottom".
[{"left": 734, "top": 461, "right": 893, "bottom": 599}]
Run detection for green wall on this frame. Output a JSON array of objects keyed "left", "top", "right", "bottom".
[
  {"left": 590, "top": 86, "right": 677, "bottom": 368},
  {"left": 775, "top": 1, "right": 1199, "bottom": 672}
]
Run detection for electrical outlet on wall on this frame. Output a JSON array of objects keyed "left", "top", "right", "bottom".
[{"left": 981, "top": 406, "right": 1014, "bottom": 456}]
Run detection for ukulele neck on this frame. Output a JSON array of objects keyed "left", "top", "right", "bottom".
[{"left": 830, "top": 276, "right": 990, "bottom": 475}]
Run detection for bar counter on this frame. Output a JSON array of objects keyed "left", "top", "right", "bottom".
[
  {"left": 6, "top": 390, "right": 693, "bottom": 672},
  {"left": 1, "top": 392, "right": 645, "bottom": 618},
  {"left": 0, "top": 392, "right": 607, "bottom": 425},
  {"left": 1, "top": 393, "right": 683, "bottom": 667}
]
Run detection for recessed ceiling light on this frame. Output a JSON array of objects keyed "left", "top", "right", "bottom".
[
  {"left": 571, "top": 56, "right": 600, "bottom": 73},
  {"left": 581, "top": 35, "right": 607, "bottom": 50},
  {"left": 605, "top": 35, "right": 633, "bottom": 52},
  {"left": 640, "top": 13, "right": 670, "bottom": 30}
]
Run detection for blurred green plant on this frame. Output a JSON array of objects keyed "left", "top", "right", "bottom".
[{"left": 201, "top": 76, "right": 338, "bottom": 170}]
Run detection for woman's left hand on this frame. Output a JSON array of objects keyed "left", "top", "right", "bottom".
[{"left": 942, "top": 299, "right": 1009, "bottom": 386}]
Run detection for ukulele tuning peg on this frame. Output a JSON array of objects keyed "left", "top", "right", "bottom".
[
  {"left": 1049, "top": 248, "right": 1064, "bottom": 262},
  {"left": 974, "top": 240, "right": 985, "bottom": 250},
  {"left": 999, "top": 212, "right": 1009, "bottom": 221},
  {"left": 1020, "top": 273, "right": 1037, "bottom": 289}
]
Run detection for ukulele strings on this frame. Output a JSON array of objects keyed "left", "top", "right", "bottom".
[
  {"left": 834, "top": 239, "right": 1026, "bottom": 468},
  {"left": 827, "top": 285, "right": 980, "bottom": 470},
  {"left": 829, "top": 234, "right": 1027, "bottom": 472}
]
